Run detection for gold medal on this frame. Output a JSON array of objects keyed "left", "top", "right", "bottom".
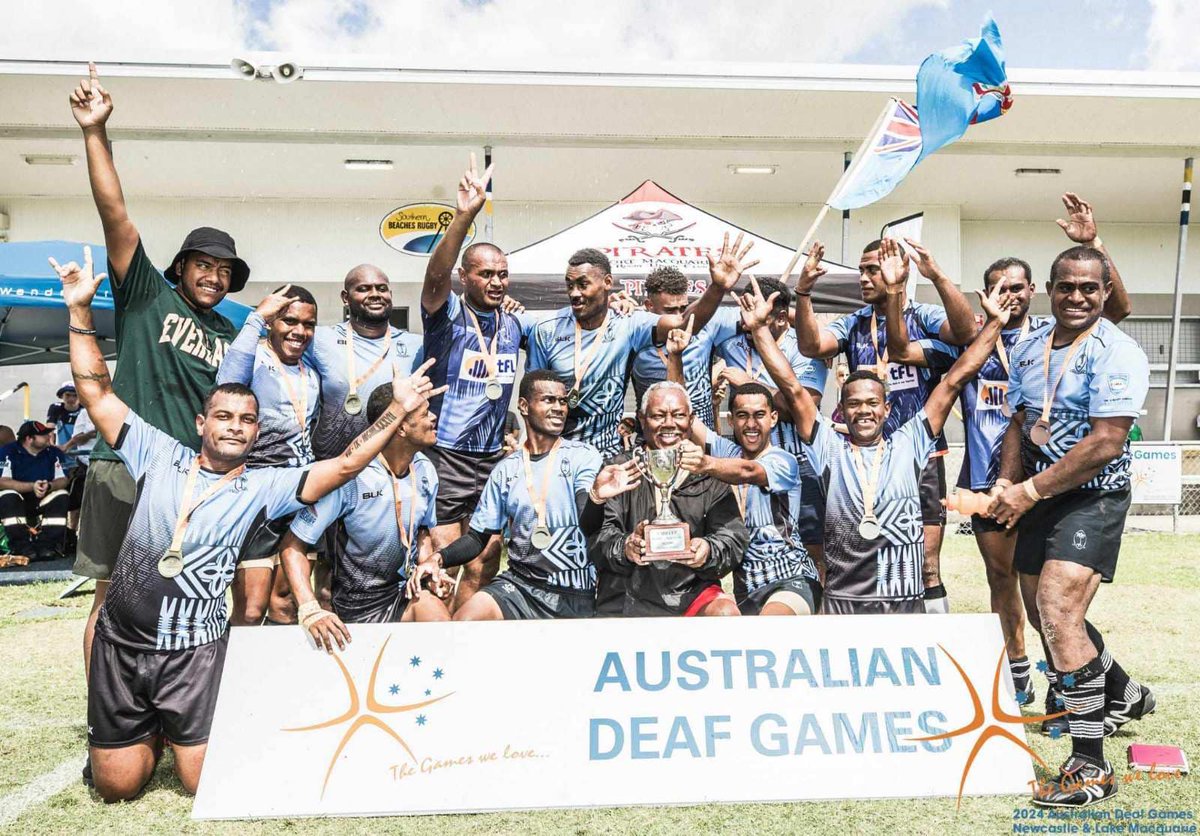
[
  {"left": 858, "top": 516, "right": 881, "bottom": 540},
  {"left": 531, "top": 525, "right": 553, "bottom": 550},
  {"left": 344, "top": 393, "right": 363, "bottom": 415},
  {"left": 1029, "top": 419, "right": 1052, "bottom": 446},
  {"left": 850, "top": 441, "right": 886, "bottom": 542},
  {"left": 158, "top": 549, "right": 184, "bottom": 578},
  {"left": 521, "top": 442, "right": 562, "bottom": 553}
]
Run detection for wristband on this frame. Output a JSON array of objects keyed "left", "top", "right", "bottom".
[
  {"left": 1021, "top": 479, "right": 1042, "bottom": 503},
  {"left": 297, "top": 600, "right": 332, "bottom": 630},
  {"left": 68, "top": 325, "right": 98, "bottom": 336},
  {"left": 588, "top": 487, "right": 604, "bottom": 505},
  {"left": 795, "top": 291, "right": 812, "bottom": 297},
  {"left": 994, "top": 478, "right": 1014, "bottom": 490}
]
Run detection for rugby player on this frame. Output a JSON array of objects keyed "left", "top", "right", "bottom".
[
  {"left": 793, "top": 238, "right": 977, "bottom": 614},
  {"left": 216, "top": 284, "right": 320, "bottom": 626},
  {"left": 523, "top": 233, "right": 756, "bottom": 458},
  {"left": 420, "top": 154, "right": 526, "bottom": 610},
  {"left": 280, "top": 381, "right": 450, "bottom": 651},
  {"left": 753, "top": 266, "right": 1010, "bottom": 614},
  {"left": 52, "top": 248, "right": 438, "bottom": 802},
  {"left": 630, "top": 266, "right": 741, "bottom": 430},
  {"left": 591, "top": 381, "right": 749, "bottom": 617},
  {"left": 412, "top": 370, "right": 640, "bottom": 620},
  {"left": 989, "top": 245, "right": 1152, "bottom": 807}
]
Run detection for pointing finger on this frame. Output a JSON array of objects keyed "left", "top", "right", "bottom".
[{"left": 684, "top": 313, "right": 694, "bottom": 336}]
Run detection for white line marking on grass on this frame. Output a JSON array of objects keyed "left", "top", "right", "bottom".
[{"left": 0, "top": 756, "right": 85, "bottom": 826}]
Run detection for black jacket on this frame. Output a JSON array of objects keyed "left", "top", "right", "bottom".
[{"left": 590, "top": 452, "right": 748, "bottom": 617}]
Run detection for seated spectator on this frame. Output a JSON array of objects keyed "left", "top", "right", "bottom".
[{"left": 0, "top": 421, "right": 70, "bottom": 559}]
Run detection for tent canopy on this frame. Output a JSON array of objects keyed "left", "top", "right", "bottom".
[
  {"left": 505, "top": 181, "right": 863, "bottom": 312},
  {"left": 0, "top": 240, "right": 252, "bottom": 366}
]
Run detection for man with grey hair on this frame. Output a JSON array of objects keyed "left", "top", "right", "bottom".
[{"left": 591, "top": 380, "right": 748, "bottom": 616}]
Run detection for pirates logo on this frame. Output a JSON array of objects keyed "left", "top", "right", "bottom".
[{"left": 611, "top": 208, "right": 696, "bottom": 243}]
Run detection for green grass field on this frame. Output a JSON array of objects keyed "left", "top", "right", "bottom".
[{"left": 1, "top": 532, "right": 1197, "bottom": 835}]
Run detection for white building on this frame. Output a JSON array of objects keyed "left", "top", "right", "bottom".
[{"left": 0, "top": 55, "right": 1196, "bottom": 437}]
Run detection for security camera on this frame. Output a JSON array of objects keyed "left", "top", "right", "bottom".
[
  {"left": 271, "top": 61, "right": 303, "bottom": 83},
  {"left": 231, "top": 58, "right": 259, "bottom": 80}
]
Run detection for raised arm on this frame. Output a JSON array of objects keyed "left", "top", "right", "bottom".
[
  {"left": 1056, "top": 192, "right": 1131, "bottom": 323},
  {"left": 905, "top": 239, "right": 977, "bottom": 346},
  {"left": 51, "top": 248, "right": 127, "bottom": 446},
  {"left": 923, "top": 282, "right": 1010, "bottom": 437},
  {"left": 214, "top": 286, "right": 294, "bottom": 385},
  {"left": 740, "top": 279, "right": 819, "bottom": 440},
  {"left": 789, "top": 242, "right": 842, "bottom": 359},
  {"left": 299, "top": 360, "right": 446, "bottom": 503},
  {"left": 658, "top": 232, "right": 757, "bottom": 342},
  {"left": 70, "top": 63, "right": 138, "bottom": 282},
  {"left": 422, "top": 153, "right": 493, "bottom": 314},
  {"left": 879, "top": 238, "right": 929, "bottom": 366}
]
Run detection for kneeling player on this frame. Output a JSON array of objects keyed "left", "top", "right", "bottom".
[
  {"left": 678, "top": 381, "right": 821, "bottom": 615},
  {"left": 414, "top": 371, "right": 639, "bottom": 620},
  {"left": 743, "top": 267, "right": 1009, "bottom": 614},
  {"left": 280, "top": 382, "right": 453, "bottom": 653}
]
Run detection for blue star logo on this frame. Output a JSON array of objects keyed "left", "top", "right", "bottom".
[
  {"left": 1049, "top": 726, "right": 1063, "bottom": 739},
  {"left": 1015, "top": 691, "right": 1029, "bottom": 705},
  {"left": 416, "top": 715, "right": 427, "bottom": 726},
  {"left": 389, "top": 684, "right": 399, "bottom": 695},
  {"left": 424, "top": 689, "right": 431, "bottom": 697},
  {"left": 1062, "top": 674, "right": 1076, "bottom": 688},
  {"left": 1036, "top": 660, "right": 1049, "bottom": 673},
  {"left": 410, "top": 656, "right": 421, "bottom": 667},
  {"left": 433, "top": 668, "right": 444, "bottom": 680},
  {"left": 1055, "top": 696, "right": 1065, "bottom": 709}
]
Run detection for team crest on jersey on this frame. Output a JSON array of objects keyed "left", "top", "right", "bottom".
[
  {"left": 559, "top": 458, "right": 573, "bottom": 478},
  {"left": 1106, "top": 374, "right": 1129, "bottom": 394},
  {"left": 1073, "top": 354, "right": 1088, "bottom": 373},
  {"left": 1072, "top": 529, "right": 1087, "bottom": 550}
]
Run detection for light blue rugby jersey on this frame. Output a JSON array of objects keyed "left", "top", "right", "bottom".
[
  {"left": 955, "top": 315, "right": 1051, "bottom": 490},
  {"left": 422, "top": 293, "right": 526, "bottom": 454},
  {"left": 304, "top": 323, "right": 423, "bottom": 460},
  {"left": 215, "top": 312, "right": 320, "bottom": 468},
  {"left": 470, "top": 439, "right": 602, "bottom": 591},
  {"left": 97, "top": 413, "right": 310, "bottom": 652},
  {"left": 706, "top": 429, "right": 818, "bottom": 593},
  {"left": 631, "top": 306, "right": 741, "bottom": 430},
  {"left": 804, "top": 412, "right": 936, "bottom": 604},
  {"left": 715, "top": 331, "right": 828, "bottom": 456},
  {"left": 290, "top": 454, "right": 438, "bottom": 623},
  {"left": 524, "top": 309, "right": 659, "bottom": 457},
  {"left": 1006, "top": 317, "right": 1149, "bottom": 492}
]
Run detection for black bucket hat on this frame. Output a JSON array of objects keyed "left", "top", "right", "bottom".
[{"left": 166, "top": 227, "right": 251, "bottom": 293}]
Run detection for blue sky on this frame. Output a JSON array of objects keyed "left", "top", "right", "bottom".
[{"left": 4, "top": 1, "right": 1194, "bottom": 73}]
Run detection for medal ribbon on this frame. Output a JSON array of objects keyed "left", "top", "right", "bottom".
[
  {"left": 377, "top": 455, "right": 418, "bottom": 561},
  {"left": 731, "top": 443, "right": 772, "bottom": 520},
  {"left": 869, "top": 309, "right": 890, "bottom": 381},
  {"left": 1038, "top": 321, "right": 1099, "bottom": 420},
  {"left": 994, "top": 316, "right": 1031, "bottom": 376},
  {"left": 521, "top": 439, "right": 562, "bottom": 534},
  {"left": 262, "top": 340, "right": 311, "bottom": 436},
  {"left": 850, "top": 441, "right": 886, "bottom": 522},
  {"left": 572, "top": 313, "right": 610, "bottom": 396},
  {"left": 345, "top": 324, "right": 394, "bottom": 401},
  {"left": 741, "top": 332, "right": 787, "bottom": 380},
  {"left": 463, "top": 304, "right": 502, "bottom": 384},
  {"left": 167, "top": 459, "right": 247, "bottom": 556}
]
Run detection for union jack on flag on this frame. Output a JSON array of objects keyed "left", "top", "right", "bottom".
[{"left": 875, "top": 100, "right": 923, "bottom": 156}]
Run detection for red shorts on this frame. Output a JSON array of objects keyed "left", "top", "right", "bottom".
[{"left": 683, "top": 584, "right": 728, "bottom": 617}]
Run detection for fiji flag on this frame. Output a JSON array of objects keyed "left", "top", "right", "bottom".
[{"left": 828, "top": 15, "right": 1011, "bottom": 211}]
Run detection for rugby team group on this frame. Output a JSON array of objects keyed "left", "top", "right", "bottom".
[{"left": 54, "top": 63, "right": 1152, "bottom": 809}]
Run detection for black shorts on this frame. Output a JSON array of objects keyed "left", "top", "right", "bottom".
[
  {"left": 970, "top": 512, "right": 1008, "bottom": 535},
  {"left": 423, "top": 446, "right": 505, "bottom": 525},
  {"left": 738, "top": 576, "right": 820, "bottom": 616},
  {"left": 87, "top": 631, "right": 228, "bottom": 748},
  {"left": 482, "top": 572, "right": 595, "bottom": 620},
  {"left": 334, "top": 591, "right": 408, "bottom": 624},
  {"left": 821, "top": 595, "right": 924, "bottom": 615},
  {"left": 1014, "top": 488, "right": 1130, "bottom": 583},
  {"left": 919, "top": 455, "right": 947, "bottom": 526},
  {"left": 796, "top": 455, "right": 825, "bottom": 546}
]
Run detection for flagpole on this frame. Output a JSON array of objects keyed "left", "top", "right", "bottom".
[
  {"left": 1162, "top": 156, "right": 1192, "bottom": 441},
  {"left": 483, "top": 145, "right": 495, "bottom": 244},
  {"left": 783, "top": 98, "right": 898, "bottom": 278},
  {"left": 841, "top": 151, "right": 852, "bottom": 264}
]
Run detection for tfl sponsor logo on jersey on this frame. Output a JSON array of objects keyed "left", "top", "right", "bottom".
[
  {"left": 977, "top": 381, "right": 1008, "bottom": 411},
  {"left": 458, "top": 350, "right": 518, "bottom": 383}
]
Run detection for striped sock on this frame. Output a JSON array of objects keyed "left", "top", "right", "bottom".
[
  {"left": 1061, "top": 656, "right": 1107, "bottom": 764},
  {"left": 1009, "top": 656, "right": 1032, "bottom": 693},
  {"left": 1085, "top": 621, "right": 1143, "bottom": 705}
]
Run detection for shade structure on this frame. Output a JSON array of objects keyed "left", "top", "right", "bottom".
[
  {"left": 0, "top": 241, "right": 252, "bottom": 366},
  {"left": 504, "top": 181, "right": 863, "bottom": 312}
]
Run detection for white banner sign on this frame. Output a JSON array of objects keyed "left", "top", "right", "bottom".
[
  {"left": 1131, "top": 444, "right": 1183, "bottom": 504},
  {"left": 194, "top": 615, "right": 1037, "bottom": 820}
]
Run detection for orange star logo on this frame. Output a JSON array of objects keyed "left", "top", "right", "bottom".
[
  {"left": 283, "top": 635, "right": 455, "bottom": 798},
  {"left": 908, "top": 644, "right": 1067, "bottom": 809}
]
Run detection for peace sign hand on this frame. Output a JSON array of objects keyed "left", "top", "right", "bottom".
[
  {"left": 796, "top": 240, "right": 827, "bottom": 294},
  {"left": 707, "top": 231, "right": 760, "bottom": 290},
  {"left": 391, "top": 358, "right": 447, "bottom": 412},
  {"left": 1056, "top": 192, "right": 1098, "bottom": 245},
  {"left": 456, "top": 152, "right": 494, "bottom": 216},
  {"left": 69, "top": 62, "right": 113, "bottom": 130},
  {"left": 666, "top": 314, "right": 694, "bottom": 356},
  {"left": 49, "top": 245, "right": 108, "bottom": 311}
]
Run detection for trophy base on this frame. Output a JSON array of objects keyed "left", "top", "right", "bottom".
[{"left": 644, "top": 521, "right": 691, "bottom": 562}]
